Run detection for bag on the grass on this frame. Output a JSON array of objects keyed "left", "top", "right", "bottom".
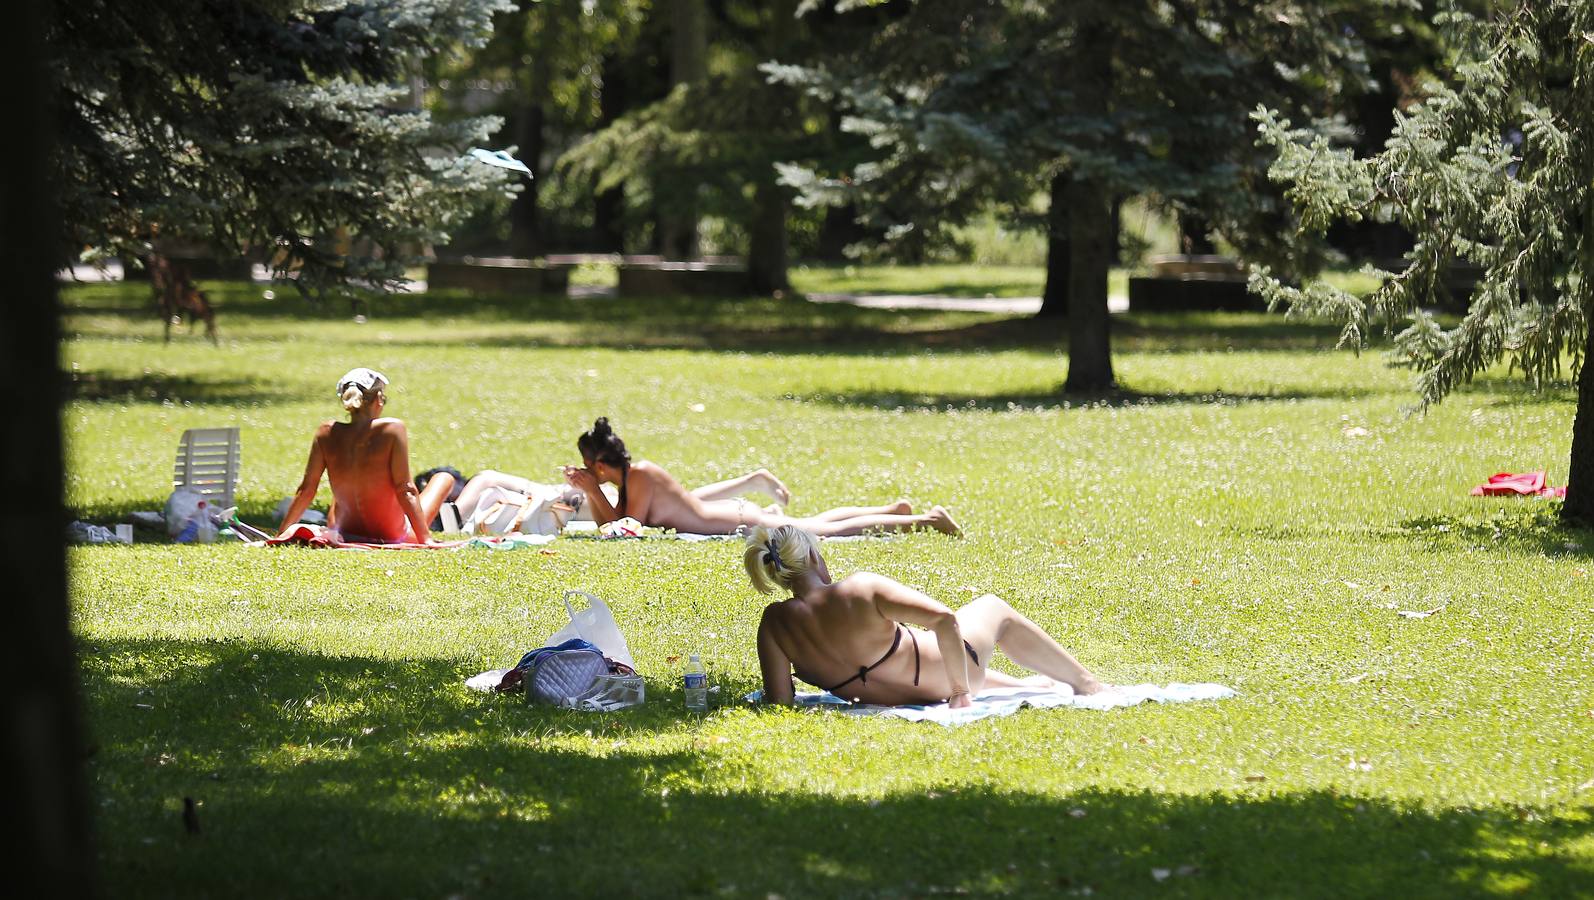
[
  {"left": 527, "top": 644, "right": 609, "bottom": 706},
  {"left": 464, "top": 485, "right": 574, "bottom": 536},
  {"left": 546, "top": 590, "right": 636, "bottom": 670},
  {"left": 509, "top": 637, "right": 645, "bottom": 711}
]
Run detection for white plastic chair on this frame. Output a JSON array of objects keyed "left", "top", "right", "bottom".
[{"left": 172, "top": 427, "right": 240, "bottom": 510}]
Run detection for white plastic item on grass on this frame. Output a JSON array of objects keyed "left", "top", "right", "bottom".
[
  {"left": 164, "top": 487, "right": 210, "bottom": 538},
  {"left": 545, "top": 590, "right": 636, "bottom": 670}
]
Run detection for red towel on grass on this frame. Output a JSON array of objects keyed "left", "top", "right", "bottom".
[
  {"left": 1470, "top": 471, "right": 1566, "bottom": 498},
  {"left": 265, "top": 523, "right": 467, "bottom": 550}
]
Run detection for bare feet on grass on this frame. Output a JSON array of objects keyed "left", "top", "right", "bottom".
[
  {"left": 925, "top": 505, "right": 962, "bottom": 536},
  {"left": 1073, "top": 677, "right": 1106, "bottom": 696},
  {"left": 756, "top": 468, "right": 791, "bottom": 506}
]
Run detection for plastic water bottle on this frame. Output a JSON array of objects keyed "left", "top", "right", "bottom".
[
  {"left": 683, "top": 654, "right": 707, "bottom": 713},
  {"left": 174, "top": 499, "right": 212, "bottom": 544}
]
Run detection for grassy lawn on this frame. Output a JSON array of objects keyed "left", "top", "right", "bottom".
[{"left": 64, "top": 276, "right": 1592, "bottom": 897}]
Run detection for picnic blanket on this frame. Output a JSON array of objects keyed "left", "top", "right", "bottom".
[
  {"left": 1470, "top": 471, "right": 1566, "bottom": 498},
  {"left": 562, "top": 520, "right": 895, "bottom": 543},
  {"left": 260, "top": 523, "right": 554, "bottom": 551},
  {"left": 745, "top": 683, "right": 1237, "bottom": 726}
]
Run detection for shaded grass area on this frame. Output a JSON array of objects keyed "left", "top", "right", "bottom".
[
  {"left": 63, "top": 278, "right": 1593, "bottom": 896},
  {"left": 86, "top": 636, "right": 1592, "bottom": 899}
]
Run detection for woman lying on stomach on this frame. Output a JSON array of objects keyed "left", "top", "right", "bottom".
[
  {"left": 745, "top": 524, "right": 1103, "bottom": 707},
  {"left": 562, "top": 417, "right": 961, "bottom": 537},
  {"left": 277, "top": 368, "right": 454, "bottom": 544}
]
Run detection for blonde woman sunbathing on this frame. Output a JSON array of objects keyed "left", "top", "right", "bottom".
[
  {"left": 277, "top": 368, "right": 455, "bottom": 544},
  {"left": 745, "top": 524, "right": 1101, "bottom": 706},
  {"left": 563, "top": 418, "right": 961, "bottom": 537}
]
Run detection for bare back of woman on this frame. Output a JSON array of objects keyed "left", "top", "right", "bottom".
[
  {"left": 277, "top": 368, "right": 454, "bottom": 544},
  {"left": 746, "top": 525, "right": 1103, "bottom": 707},
  {"left": 318, "top": 418, "right": 409, "bottom": 541}
]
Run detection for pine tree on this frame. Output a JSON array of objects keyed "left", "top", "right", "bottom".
[
  {"left": 558, "top": 0, "right": 885, "bottom": 290},
  {"left": 51, "top": 0, "right": 518, "bottom": 298},
  {"left": 1251, "top": 1, "right": 1594, "bottom": 526},
  {"left": 771, "top": 1, "right": 1383, "bottom": 392}
]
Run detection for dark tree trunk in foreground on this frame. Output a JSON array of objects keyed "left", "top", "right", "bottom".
[
  {"left": 1062, "top": 14, "right": 1116, "bottom": 392},
  {"left": 748, "top": 180, "right": 790, "bottom": 294},
  {"left": 1037, "top": 170, "right": 1071, "bottom": 319},
  {"left": 1564, "top": 300, "right": 1594, "bottom": 527},
  {"left": 2, "top": 1, "right": 96, "bottom": 892}
]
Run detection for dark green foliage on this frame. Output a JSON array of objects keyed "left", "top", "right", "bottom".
[
  {"left": 767, "top": 1, "right": 1379, "bottom": 267},
  {"left": 1251, "top": 1, "right": 1594, "bottom": 523},
  {"left": 51, "top": 0, "right": 518, "bottom": 295}
]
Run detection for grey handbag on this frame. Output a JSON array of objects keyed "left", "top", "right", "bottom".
[{"left": 527, "top": 649, "right": 608, "bottom": 707}]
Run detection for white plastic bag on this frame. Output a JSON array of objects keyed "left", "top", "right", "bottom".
[
  {"left": 164, "top": 487, "right": 217, "bottom": 543},
  {"left": 546, "top": 590, "right": 636, "bottom": 670}
]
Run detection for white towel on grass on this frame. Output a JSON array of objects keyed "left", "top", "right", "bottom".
[{"left": 745, "top": 683, "right": 1236, "bottom": 726}]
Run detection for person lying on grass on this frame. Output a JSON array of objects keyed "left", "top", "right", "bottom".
[
  {"left": 746, "top": 525, "right": 1102, "bottom": 707},
  {"left": 277, "top": 368, "right": 455, "bottom": 544},
  {"left": 562, "top": 417, "right": 961, "bottom": 537}
]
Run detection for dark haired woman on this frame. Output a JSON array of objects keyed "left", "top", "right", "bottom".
[{"left": 564, "top": 417, "right": 961, "bottom": 537}]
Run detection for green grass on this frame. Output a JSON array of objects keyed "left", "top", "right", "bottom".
[{"left": 65, "top": 277, "right": 1593, "bottom": 897}]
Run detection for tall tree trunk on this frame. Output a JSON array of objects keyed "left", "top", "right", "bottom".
[
  {"left": 3, "top": 1, "right": 96, "bottom": 892},
  {"left": 658, "top": 0, "right": 706, "bottom": 259},
  {"left": 1037, "top": 170, "right": 1072, "bottom": 318},
  {"left": 1565, "top": 196, "right": 1594, "bottom": 525},
  {"left": 1062, "top": 15, "right": 1115, "bottom": 392},
  {"left": 748, "top": 180, "right": 790, "bottom": 294},
  {"left": 1178, "top": 211, "right": 1216, "bottom": 255},
  {"left": 507, "top": 101, "right": 544, "bottom": 257},
  {"left": 815, "top": 204, "right": 862, "bottom": 262},
  {"left": 1566, "top": 320, "right": 1594, "bottom": 526},
  {"left": 593, "top": 52, "right": 628, "bottom": 254}
]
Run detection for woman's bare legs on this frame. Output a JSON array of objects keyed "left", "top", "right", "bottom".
[
  {"left": 790, "top": 505, "right": 961, "bottom": 537},
  {"left": 691, "top": 468, "right": 791, "bottom": 506},
  {"left": 804, "top": 500, "right": 913, "bottom": 522},
  {"left": 454, "top": 470, "right": 540, "bottom": 519},
  {"left": 417, "top": 471, "right": 455, "bottom": 526},
  {"left": 954, "top": 594, "right": 1101, "bottom": 694}
]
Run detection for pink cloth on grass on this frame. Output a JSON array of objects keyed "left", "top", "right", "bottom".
[
  {"left": 1470, "top": 471, "right": 1566, "bottom": 498},
  {"left": 265, "top": 523, "right": 466, "bottom": 550}
]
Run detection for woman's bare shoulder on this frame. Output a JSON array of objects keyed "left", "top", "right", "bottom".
[
  {"left": 759, "top": 597, "right": 802, "bottom": 624},
  {"left": 631, "top": 460, "right": 678, "bottom": 484}
]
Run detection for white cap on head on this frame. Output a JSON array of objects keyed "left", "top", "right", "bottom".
[{"left": 336, "top": 367, "right": 388, "bottom": 397}]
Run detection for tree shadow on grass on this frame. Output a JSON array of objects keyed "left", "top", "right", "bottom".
[
  {"left": 81, "top": 636, "right": 1593, "bottom": 898},
  {"left": 66, "top": 370, "right": 310, "bottom": 408},
  {"left": 798, "top": 384, "right": 1380, "bottom": 413},
  {"left": 67, "top": 496, "right": 295, "bottom": 534},
  {"left": 1382, "top": 507, "right": 1593, "bottom": 554},
  {"left": 63, "top": 281, "right": 1385, "bottom": 357}
]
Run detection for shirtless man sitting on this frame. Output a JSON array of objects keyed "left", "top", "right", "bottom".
[
  {"left": 277, "top": 368, "right": 454, "bottom": 544},
  {"left": 562, "top": 418, "right": 961, "bottom": 538},
  {"left": 744, "top": 524, "right": 1103, "bottom": 706}
]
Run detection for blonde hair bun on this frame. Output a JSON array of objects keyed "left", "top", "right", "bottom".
[{"left": 743, "top": 524, "right": 819, "bottom": 594}]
